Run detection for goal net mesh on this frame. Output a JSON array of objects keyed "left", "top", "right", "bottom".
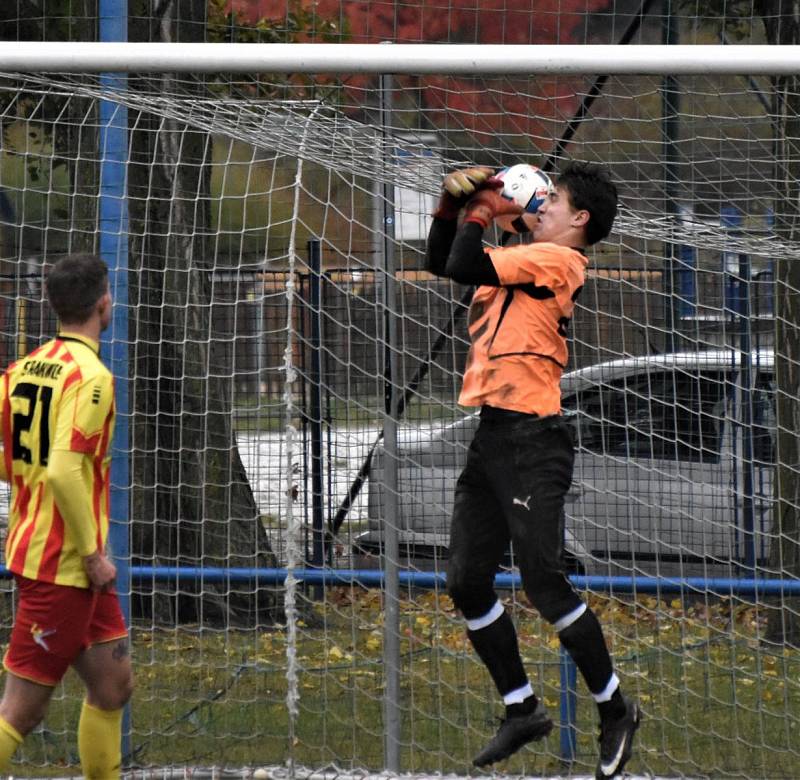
[{"left": 0, "top": 59, "right": 797, "bottom": 780}]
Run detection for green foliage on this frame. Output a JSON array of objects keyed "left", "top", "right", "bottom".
[
  {"left": 676, "top": 0, "right": 771, "bottom": 41},
  {"left": 205, "top": 0, "right": 348, "bottom": 102},
  {"left": 207, "top": 0, "right": 345, "bottom": 44},
  {"left": 0, "top": 0, "right": 96, "bottom": 43}
]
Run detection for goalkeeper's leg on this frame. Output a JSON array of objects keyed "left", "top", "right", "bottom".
[{"left": 447, "top": 456, "right": 552, "bottom": 768}]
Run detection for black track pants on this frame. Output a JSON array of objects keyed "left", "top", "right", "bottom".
[{"left": 446, "top": 409, "right": 583, "bottom": 624}]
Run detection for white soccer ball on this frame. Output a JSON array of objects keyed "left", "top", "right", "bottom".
[{"left": 495, "top": 163, "right": 553, "bottom": 234}]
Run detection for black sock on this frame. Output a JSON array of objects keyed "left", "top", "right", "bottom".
[
  {"left": 557, "top": 607, "right": 615, "bottom": 695},
  {"left": 505, "top": 695, "right": 539, "bottom": 719},
  {"left": 466, "top": 609, "right": 530, "bottom": 701},
  {"left": 597, "top": 688, "right": 626, "bottom": 722}
]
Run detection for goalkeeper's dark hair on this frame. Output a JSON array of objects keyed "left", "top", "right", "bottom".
[
  {"left": 46, "top": 253, "right": 109, "bottom": 325},
  {"left": 556, "top": 161, "right": 618, "bottom": 246}
]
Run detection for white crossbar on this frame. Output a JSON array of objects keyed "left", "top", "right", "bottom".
[{"left": 0, "top": 42, "right": 796, "bottom": 75}]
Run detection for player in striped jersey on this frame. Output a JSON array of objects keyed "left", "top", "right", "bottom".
[{"left": 0, "top": 254, "right": 133, "bottom": 778}]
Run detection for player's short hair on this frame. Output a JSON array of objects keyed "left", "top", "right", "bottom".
[
  {"left": 556, "top": 161, "right": 618, "bottom": 246},
  {"left": 46, "top": 253, "right": 109, "bottom": 325}
]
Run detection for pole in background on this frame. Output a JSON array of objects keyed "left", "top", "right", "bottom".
[
  {"left": 677, "top": 205, "right": 697, "bottom": 322},
  {"left": 739, "top": 246, "right": 756, "bottom": 575},
  {"left": 721, "top": 207, "right": 743, "bottom": 321},
  {"left": 379, "top": 67, "right": 402, "bottom": 774},
  {"left": 98, "top": 0, "right": 131, "bottom": 760},
  {"left": 661, "top": 0, "right": 680, "bottom": 354},
  {"left": 306, "top": 239, "right": 327, "bottom": 580},
  {"left": 721, "top": 206, "right": 757, "bottom": 575},
  {"left": 559, "top": 648, "right": 578, "bottom": 763},
  {"left": 729, "top": 214, "right": 756, "bottom": 575}
]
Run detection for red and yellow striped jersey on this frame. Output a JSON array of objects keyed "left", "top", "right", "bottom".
[{"left": 0, "top": 333, "right": 115, "bottom": 588}]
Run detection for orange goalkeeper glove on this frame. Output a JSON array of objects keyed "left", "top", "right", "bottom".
[
  {"left": 463, "top": 184, "right": 523, "bottom": 230},
  {"left": 432, "top": 166, "right": 496, "bottom": 220}
]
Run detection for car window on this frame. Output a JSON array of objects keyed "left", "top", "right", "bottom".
[{"left": 565, "top": 369, "right": 729, "bottom": 463}]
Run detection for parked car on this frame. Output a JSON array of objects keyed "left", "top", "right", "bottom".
[{"left": 358, "top": 349, "right": 776, "bottom": 578}]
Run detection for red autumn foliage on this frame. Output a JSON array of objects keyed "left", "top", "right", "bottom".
[
  {"left": 228, "top": 0, "right": 606, "bottom": 44},
  {"left": 225, "top": 0, "right": 610, "bottom": 152}
]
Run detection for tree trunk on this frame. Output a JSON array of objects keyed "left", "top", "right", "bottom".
[
  {"left": 759, "top": 0, "right": 800, "bottom": 646},
  {"left": 128, "top": 0, "right": 277, "bottom": 625}
]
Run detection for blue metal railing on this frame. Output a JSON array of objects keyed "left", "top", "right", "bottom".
[
  {"left": 10, "top": 565, "right": 790, "bottom": 764},
  {"left": 93, "top": 566, "right": 800, "bottom": 596}
]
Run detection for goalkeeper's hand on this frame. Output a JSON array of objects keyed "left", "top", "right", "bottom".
[
  {"left": 432, "top": 166, "right": 496, "bottom": 220},
  {"left": 463, "top": 186, "right": 523, "bottom": 230}
]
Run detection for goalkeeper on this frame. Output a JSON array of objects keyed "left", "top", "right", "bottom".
[
  {"left": 426, "top": 162, "right": 639, "bottom": 780},
  {"left": 0, "top": 254, "right": 133, "bottom": 778}
]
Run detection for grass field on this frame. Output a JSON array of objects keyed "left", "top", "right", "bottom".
[{"left": 9, "top": 588, "right": 800, "bottom": 778}]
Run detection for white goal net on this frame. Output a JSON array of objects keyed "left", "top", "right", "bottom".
[{"left": 0, "top": 39, "right": 798, "bottom": 780}]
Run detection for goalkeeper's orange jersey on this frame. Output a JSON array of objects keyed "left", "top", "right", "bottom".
[
  {"left": 458, "top": 242, "right": 587, "bottom": 416},
  {"left": 0, "top": 333, "right": 115, "bottom": 588}
]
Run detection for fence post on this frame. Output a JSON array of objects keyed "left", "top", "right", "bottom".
[
  {"left": 98, "top": 0, "right": 130, "bottom": 762},
  {"left": 722, "top": 207, "right": 757, "bottom": 574},
  {"left": 306, "top": 238, "right": 326, "bottom": 578},
  {"left": 559, "top": 648, "right": 578, "bottom": 763},
  {"left": 661, "top": 0, "right": 680, "bottom": 354},
  {"left": 378, "top": 66, "right": 402, "bottom": 773},
  {"left": 737, "top": 249, "right": 756, "bottom": 574}
]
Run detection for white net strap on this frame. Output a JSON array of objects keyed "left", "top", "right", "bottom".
[{"left": 282, "top": 103, "right": 324, "bottom": 777}]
